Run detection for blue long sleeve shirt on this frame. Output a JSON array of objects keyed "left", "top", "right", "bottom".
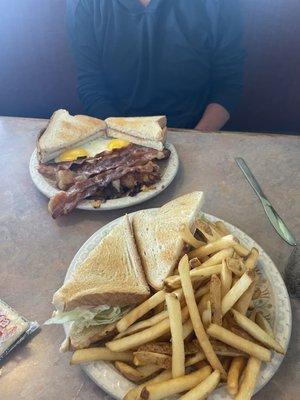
[{"left": 67, "top": 0, "right": 245, "bottom": 128}]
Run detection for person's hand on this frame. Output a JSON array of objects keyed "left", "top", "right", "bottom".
[{"left": 194, "top": 103, "right": 230, "bottom": 132}]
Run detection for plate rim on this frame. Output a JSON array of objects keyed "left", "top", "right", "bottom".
[
  {"left": 29, "top": 142, "right": 179, "bottom": 211},
  {"left": 63, "top": 211, "right": 292, "bottom": 400}
]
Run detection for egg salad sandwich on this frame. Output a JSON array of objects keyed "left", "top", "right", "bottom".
[
  {"left": 106, "top": 116, "right": 167, "bottom": 151},
  {"left": 45, "top": 215, "right": 150, "bottom": 351},
  {"left": 36, "top": 110, "right": 170, "bottom": 217},
  {"left": 133, "top": 191, "right": 204, "bottom": 290}
]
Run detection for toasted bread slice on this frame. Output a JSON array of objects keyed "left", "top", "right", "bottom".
[
  {"left": 53, "top": 215, "right": 150, "bottom": 312},
  {"left": 37, "top": 109, "right": 106, "bottom": 163},
  {"left": 106, "top": 116, "right": 167, "bottom": 150},
  {"left": 133, "top": 192, "right": 204, "bottom": 290}
]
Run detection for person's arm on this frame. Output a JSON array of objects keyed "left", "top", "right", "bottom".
[
  {"left": 195, "top": 0, "right": 245, "bottom": 131},
  {"left": 66, "top": 0, "right": 119, "bottom": 118}
]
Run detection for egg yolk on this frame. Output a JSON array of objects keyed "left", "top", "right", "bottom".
[
  {"left": 57, "top": 148, "right": 89, "bottom": 162},
  {"left": 107, "top": 139, "right": 130, "bottom": 151}
]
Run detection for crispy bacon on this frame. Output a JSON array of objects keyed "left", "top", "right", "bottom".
[{"left": 48, "top": 162, "right": 160, "bottom": 218}]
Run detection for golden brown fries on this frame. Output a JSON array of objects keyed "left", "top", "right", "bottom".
[
  {"left": 234, "top": 280, "right": 256, "bottom": 315},
  {"left": 221, "top": 259, "right": 232, "bottom": 297},
  {"left": 115, "top": 310, "right": 169, "bottom": 339},
  {"left": 226, "top": 257, "right": 246, "bottom": 277},
  {"left": 133, "top": 351, "right": 172, "bottom": 369},
  {"left": 207, "top": 324, "right": 271, "bottom": 362},
  {"left": 233, "top": 242, "right": 250, "bottom": 258},
  {"left": 195, "top": 219, "right": 222, "bottom": 242},
  {"left": 185, "top": 351, "right": 206, "bottom": 367},
  {"left": 235, "top": 357, "right": 261, "bottom": 400},
  {"left": 255, "top": 312, "right": 274, "bottom": 338},
  {"left": 180, "top": 370, "right": 221, "bottom": 400},
  {"left": 117, "top": 290, "right": 166, "bottom": 333},
  {"left": 231, "top": 310, "right": 284, "bottom": 353},
  {"left": 70, "top": 347, "right": 132, "bottom": 364},
  {"left": 210, "top": 274, "right": 222, "bottom": 325},
  {"left": 178, "top": 255, "right": 226, "bottom": 378},
  {"left": 245, "top": 248, "right": 259, "bottom": 270},
  {"left": 199, "top": 248, "right": 234, "bottom": 268},
  {"left": 227, "top": 356, "right": 246, "bottom": 396},
  {"left": 189, "top": 235, "right": 237, "bottom": 259},
  {"left": 140, "top": 366, "right": 212, "bottom": 400},
  {"left": 202, "top": 300, "right": 212, "bottom": 329},
  {"left": 180, "top": 223, "right": 205, "bottom": 248},
  {"left": 211, "top": 340, "right": 247, "bottom": 357},
  {"left": 189, "top": 257, "right": 202, "bottom": 268},
  {"left": 221, "top": 271, "right": 255, "bottom": 315},
  {"left": 137, "top": 364, "right": 163, "bottom": 378},
  {"left": 124, "top": 370, "right": 172, "bottom": 400},
  {"left": 182, "top": 318, "right": 194, "bottom": 340},
  {"left": 165, "top": 293, "right": 185, "bottom": 377},
  {"left": 115, "top": 361, "right": 145, "bottom": 382}
]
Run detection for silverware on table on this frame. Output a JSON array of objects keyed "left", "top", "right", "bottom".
[{"left": 235, "top": 157, "right": 299, "bottom": 298}]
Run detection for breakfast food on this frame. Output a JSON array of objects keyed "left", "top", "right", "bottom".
[
  {"left": 37, "top": 110, "right": 170, "bottom": 217},
  {"left": 47, "top": 193, "right": 284, "bottom": 400}
]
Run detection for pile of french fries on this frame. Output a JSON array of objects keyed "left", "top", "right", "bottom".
[{"left": 70, "top": 218, "right": 285, "bottom": 400}]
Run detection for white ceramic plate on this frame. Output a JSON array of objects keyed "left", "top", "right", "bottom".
[
  {"left": 29, "top": 143, "right": 179, "bottom": 210},
  {"left": 63, "top": 211, "right": 291, "bottom": 399}
]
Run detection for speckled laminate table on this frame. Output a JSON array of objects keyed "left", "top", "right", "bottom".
[{"left": 0, "top": 117, "right": 299, "bottom": 400}]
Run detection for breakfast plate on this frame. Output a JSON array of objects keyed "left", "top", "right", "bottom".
[
  {"left": 63, "top": 211, "right": 292, "bottom": 400},
  {"left": 29, "top": 142, "right": 179, "bottom": 211}
]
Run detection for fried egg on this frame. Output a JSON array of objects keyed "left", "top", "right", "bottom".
[{"left": 55, "top": 138, "right": 130, "bottom": 162}]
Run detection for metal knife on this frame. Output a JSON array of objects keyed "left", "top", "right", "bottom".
[{"left": 235, "top": 157, "right": 296, "bottom": 246}]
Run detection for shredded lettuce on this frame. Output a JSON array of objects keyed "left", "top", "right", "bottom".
[{"left": 44, "top": 305, "right": 126, "bottom": 331}]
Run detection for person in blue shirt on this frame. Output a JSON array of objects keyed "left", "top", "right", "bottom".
[{"left": 66, "top": 0, "right": 245, "bottom": 130}]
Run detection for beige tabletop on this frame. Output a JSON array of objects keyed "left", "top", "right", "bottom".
[{"left": 0, "top": 116, "right": 299, "bottom": 400}]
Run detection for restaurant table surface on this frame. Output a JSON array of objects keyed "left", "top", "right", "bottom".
[{"left": 0, "top": 116, "right": 299, "bottom": 400}]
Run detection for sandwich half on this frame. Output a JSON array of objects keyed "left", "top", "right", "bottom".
[
  {"left": 132, "top": 192, "right": 204, "bottom": 290},
  {"left": 46, "top": 214, "right": 150, "bottom": 350},
  {"left": 106, "top": 116, "right": 167, "bottom": 151},
  {"left": 37, "top": 109, "right": 106, "bottom": 163}
]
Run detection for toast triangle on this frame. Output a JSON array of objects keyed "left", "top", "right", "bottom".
[
  {"left": 53, "top": 215, "right": 150, "bottom": 311},
  {"left": 132, "top": 192, "right": 204, "bottom": 290}
]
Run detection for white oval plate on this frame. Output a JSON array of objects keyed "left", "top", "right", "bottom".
[
  {"left": 29, "top": 143, "right": 179, "bottom": 210},
  {"left": 63, "top": 211, "right": 291, "bottom": 399}
]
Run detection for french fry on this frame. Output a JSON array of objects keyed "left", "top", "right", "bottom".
[
  {"left": 133, "top": 351, "right": 172, "bottom": 369},
  {"left": 70, "top": 347, "right": 133, "bottom": 364},
  {"left": 189, "top": 258, "right": 202, "bottom": 269},
  {"left": 234, "top": 280, "right": 256, "bottom": 315},
  {"left": 210, "top": 274, "right": 222, "bottom": 325},
  {"left": 231, "top": 309, "right": 284, "bottom": 353},
  {"left": 185, "top": 351, "right": 206, "bottom": 367},
  {"left": 249, "top": 309, "right": 257, "bottom": 322},
  {"left": 227, "top": 356, "right": 246, "bottom": 396},
  {"left": 221, "top": 271, "right": 255, "bottom": 316},
  {"left": 211, "top": 340, "right": 247, "bottom": 357},
  {"left": 195, "top": 219, "right": 222, "bottom": 242},
  {"left": 137, "top": 342, "right": 172, "bottom": 355},
  {"left": 164, "top": 265, "right": 222, "bottom": 290},
  {"left": 180, "top": 370, "right": 221, "bottom": 400},
  {"left": 166, "top": 293, "right": 185, "bottom": 378},
  {"left": 215, "top": 221, "right": 230, "bottom": 236},
  {"left": 231, "top": 325, "right": 257, "bottom": 342},
  {"left": 107, "top": 307, "right": 189, "bottom": 352},
  {"left": 182, "top": 319, "right": 194, "bottom": 340},
  {"left": 198, "top": 292, "right": 210, "bottom": 316},
  {"left": 221, "top": 259, "right": 232, "bottom": 297},
  {"left": 206, "top": 324, "right": 271, "bottom": 362},
  {"left": 226, "top": 257, "right": 246, "bottom": 277},
  {"left": 115, "top": 361, "right": 145, "bottom": 382},
  {"left": 194, "top": 360, "right": 209, "bottom": 370},
  {"left": 124, "top": 370, "right": 172, "bottom": 400},
  {"left": 189, "top": 235, "right": 237, "bottom": 259},
  {"left": 140, "top": 366, "right": 212, "bottom": 400},
  {"left": 255, "top": 312, "right": 274, "bottom": 338},
  {"left": 235, "top": 357, "right": 261, "bottom": 400},
  {"left": 245, "top": 248, "right": 259, "bottom": 270},
  {"left": 202, "top": 300, "right": 211, "bottom": 329},
  {"left": 117, "top": 291, "right": 166, "bottom": 332},
  {"left": 115, "top": 311, "right": 168, "bottom": 339},
  {"left": 194, "top": 283, "right": 210, "bottom": 300},
  {"left": 185, "top": 341, "right": 201, "bottom": 354},
  {"left": 178, "top": 255, "right": 226, "bottom": 378},
  {"left": 199, "top": 248, "right": 234, "bottom": 268},
  {"left": 180, "top": 223, "right": 206, "bottom": 248},
  {"left": 233, "top": 242, "right": 250, "bottom": 258},
  {"left": 137, "top": 364, "right": 163, "bottom": 378}
]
